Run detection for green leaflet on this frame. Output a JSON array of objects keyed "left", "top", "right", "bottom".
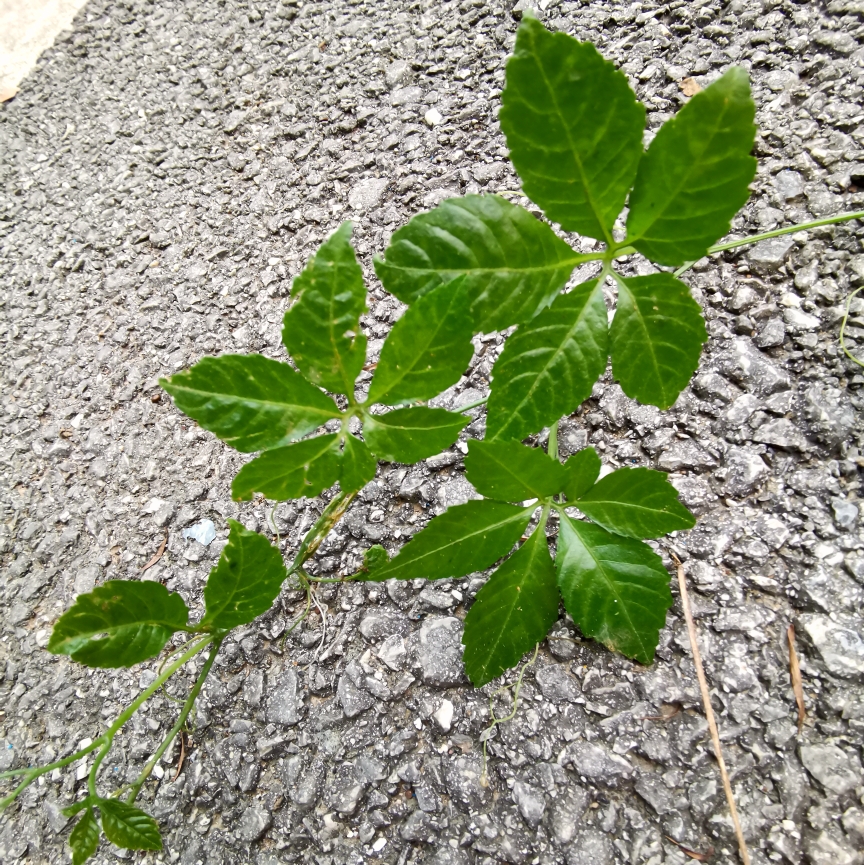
[
  {"left": 562, "top": 447, "right": 601, "bottom": 501},
  {"left": 373, "top": 195, "right": 586, "bottom": 333},
  {"left": 626, "top": 67, "right": 757, "bottom": 266},
  {"left": 201, "top": 519, "right": 288, "bottom": 630},
  {"left": 47, "top": 581, "right": 189, "bottom": 669},
  {"left": 363, "top": 544, "right": 389, "bottom": 573},
  {"left": 610, "top": 273, "right": 708, "bottom": 409},
  {"left": 340, "top": 434, "right": 377, "bottom": 492},
  {"left": 486, "top": 280, "right": 608, "bottom": 442},
  {"left": 462, "top": 527, "right": 559, "bottom": 687},
  {"left": 231, "top": 434, "right": 341, "bottom": 501},
  {"left": 362, "top": 406, "right": 468, "bottom": 464},
  {"left": 465, "top": 440, "right": 566, "bottom": 502},
  {"left": 69, "top": 808, "right": 100, "bottom": 865},
  {"left": 160, "top": 354, "right": 340, "bottom": 454},
  {"left": 361, "top": 500, "right": 535, "bottom": 582},
  {"left": 556, "top": 515, "right": 672, "bottom": 665},
  {"left": 501, "top": 15, "right": 645, "bottom": 242},
  {"left": 367, "top": 277, "right": 475, "bottom": 405},
  {"left": 576, "top": 467, "right": 695, "bottom": 539},
  {"left": 282, "top": 222, "right": 368, "bottom": 395},
  {"left": 99, "top": 800, "right": 162, "bottom": 851}
]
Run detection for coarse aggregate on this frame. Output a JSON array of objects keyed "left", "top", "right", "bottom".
[{"left": 1, "top": 0, "right": 864, "bottom": 863}]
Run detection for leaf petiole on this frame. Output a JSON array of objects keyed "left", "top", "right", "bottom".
[{"left": 840, "top": 286, "right": 864, "bottom": 369}]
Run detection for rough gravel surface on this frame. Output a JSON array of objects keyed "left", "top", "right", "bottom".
[{"left": 2, "top": 1, "right": 864, "bottom": 864}]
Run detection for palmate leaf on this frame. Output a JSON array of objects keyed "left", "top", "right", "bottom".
[
  {"left": 367, "top": 277, "right": 474, "bottom": 405},
  {"left": 69, "top": 808, "right": 100, "bottom": 865},
  {"left": 340, "top": 433, "right": 377, "bottom": 492},
  {"left": 500, "top": 15, "right": 645, "bottom": 242},
  {"left": 465, "top": 440, "right": 566, "bottom": 502},
  {"left": 626, "top": 67, "right": 757, "bottom": 266},
  {"left": 99, "top": 800, "right": 162, "bottom": 851},
  {"left": 576, "top": 467, "right": 695, "bottom": 539},
  {"left": 160, "top": 354, "right": 340, "bottom": 454},
  {"left": 48, "top": 581, "right": 189, "bottom": 668},
  {"left": 556, "top": 515, "right": 672, "bottom": 665},
  {"left": 360, "top": 500, "right": 535, "bottom": 582},
  {"left": 362, "top": 406, "right": 468, "bottom": 464},
  {"left": 201, "top": 519, "right": 288, "bottom": 630},
  {"left": 610, "top": 273, "right": 708, "bottom": 409},
  {"left": 562, "top": 447, "right": 601, "bottom": 500},
  {"left": 373, "top": 195, "right": 586, "bottom": 333},
  {"left": 486, "top": 279, "right": 608, "bottom": 442},
  {"left": 282, "top": 222, "right": 367, "bottom": 395},
  {"left": 462, "top": 527, "right": 559, "bottom": 687}
]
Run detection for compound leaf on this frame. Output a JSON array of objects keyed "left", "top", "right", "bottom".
[
  {"left": 160, "top": 355, "right": 340, "bottom": 454},
  {"left": 361, "top": 500, "right": 534, "bottom": 582},
  {"left": 340, "top": 434, "right": 377, "bottom": 492},
  {"left": 374, "top": 195, "right": 585, "bottom": 333},
  {"left": 282, "top": 222, "right": 367, "bottom": 395},
  {"left": 576, "top": 467, "right": 695, "bottom": 539},
  {"left": 556, "top": 515, "right": 671, "bottom": 665},
  {"left": 201, "top": 519, "right": 288, "bottom": 630},
  {"left": 231, "top": 434, "right": 341, "bottom": 502},
  {"left": 463, "top": 527, "right": 559, "bottom": 687},
  {"left": 368, "top": 277, "right": 474, "bottom": 405},
  {"left": 501, "top": 15, "right": 645, "bottom": 242},
  {"left": 465, "top": 440, "right": 566, "bottom": 502},
  {"left": 610, "top": 273, "right": 707, "bottom": 409},
  {"left": 626, "top": 67, "right": 757, "bottom": 266},
  {"left": 99, "top": 800, "right": 162, "bottom": 851},
  {"left": 486, "top": 279, "right": 608, "bottom": 442},
  {"left": 562, "top": 447, "right": 601, "bottom": 501},
  {"left": 48, "top": 581, "right": 189, "bottom": 669},
  {"left": 69, "top": 808, "right": 100, "bottom": 865},
  {"left": 363, "top": 407, "right": 468, "bottom": 464}
]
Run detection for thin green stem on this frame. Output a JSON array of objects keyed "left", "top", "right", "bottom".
[
  {"left": 548, "top": 420, "right": 559, "bottom": 462},
  {"left": 840, "top": 286, "right": 864, "bottom": 369},
  {"left": 281, "top": 579, "right": 312, "bottom": 651},
  {"left": 291, "top": 490, "right": 357, "bottom": 569},
  {"left": 457, "top": 395, "right": 489, "bottom": 413}
]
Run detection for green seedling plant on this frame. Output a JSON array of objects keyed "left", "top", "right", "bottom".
[{"left": 3, "top": 14, "right": 862, "bottom": 862}]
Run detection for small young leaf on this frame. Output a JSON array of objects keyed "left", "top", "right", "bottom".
[
  {"left": 562, "top": 447, "right": 601, "bottom": 500},
  {"left": 200, "top": 519, "right": 288, "bottom": 630},
  {"left": 48, "top": 582, "right": 189, "bottom": 669},
  {"left": 367, "top": 277, "right": 474, "bottom": 405},
  {"left": 361, "top": 500, "right": 535, "bottom": 582},
  {"left": 556, "top": 515, "right": 672, "bottom": 665},
  {"left": 69, "top": 808, "right": 100, "bottom": 865},
  {"left": 374, "top": 195, "right": 584, "bottom": 333},
  {"left": 362, "top": 407, "right": 468, "bottom": 464},
  {"left": 610, "top": 273, "right": 708, "bottom": 409},
  {"left": 160, "top": 355, "right": 340, "bottom": 454},
  {"left": 500, "top": 15, "right": 645, "bottom": 242},
  {"left": 363, "top": 544, "right": 389, "bottom": 572},
  {"left": 231, "top": 434, "right": 341, "bottom": 502},
  {"left": 282, "top": 222, "right": 368, "bottom": 395},
  {"left": 340, "top": 434, "right": 377, "bottom": 492},
  {"left": 486, "top": 280, "right": 608, "bottom": 442},
  {"left": 576, "top": 467, "right": 695, "bottom": 539},
  {"left": 465, "top": 440, "right": 566, "bottom": 502},
  {"left": 462, "top": 527, "right": 559, "bottom": 687},
  {"left": 99, "top": 800, "right": 162, "bottom": 851},
  {"left": 626, "top": 67, "right": 757, "bottom": 266}
]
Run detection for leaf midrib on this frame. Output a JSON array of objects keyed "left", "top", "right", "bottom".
[
  {"left": 613, "top": 277, "right": 665, "bottom": 402},
  {"left": 171, "top": 383, "right": 339, "bottom": 417}
]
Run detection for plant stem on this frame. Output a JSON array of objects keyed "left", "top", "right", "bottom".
[
  {"left": 547, "top": 420, "right": 559, "bottom": 462},
  {"left": 457, "top": 395, "right": 489, "bottom": 412},
  {"left": 289, "top": 490, "right": 357, "bottom": 572},
  {"left": 840, "top": 286, "right": 864, "bottom": 369}
]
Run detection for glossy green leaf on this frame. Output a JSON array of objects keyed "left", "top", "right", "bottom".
[
  {"left": 465, "top": 440, "right": 566, "bottom": 502},
  {"left": 626, "top": 67, "right": 757, "bottom": 266},
  {"left": 363, "top": 544, "right": 389, "bottom": 572},
  {"left": 63, "top": 798, "right": 96, "bottom": 819},
  {"left": 99, "top": 800, "right": 162, "bottom": 851},
  {"left": 201, "top": 519, "right": 288, "bottom": 630},
  {"left": 486, "top": 280, "right": 608, "bottom": 442},
  {"left": 340, "top": 434, "right": 377, "bottom": 492},
  {"left": 562, "top": 448, "right": 602, "bottom": 501},
  {"left": 282, "top": 222, "right": 367, "bottom": 395},
  {"left": 231, "top": 434, "right": 341, "bottom": 502},
  {"left": 501, "top": 15, "right": 645, "bottom": 242},
  {"left": 576, "top": 467, "right": 695, "bottom": 539},
  {"left": 160, "top": 355, "right": 340, "bottom": 454},
  {"left": 556, "top": 515, "right": 671, "bottom": 665},
  {"left": 368, "top": 277, "right": 474, "bottom": 405},
  {"left": 462, "top": 527, "right": 559, "bottom": 686},
  {"left": 48, "top": 582, "right": 189, "bottom": 669},
  {"left": 69, "top": 808, "right": 100, "bottom": 865},
  {"left": 610, "top": 273, "right": 707, "bottom": 409},
  {"left": 361, "top": 500, "right": 534, "bottom": 582},
  {"left": 362, "top": 407, "right": 468, "bottom": 464},
  {"left": 374, "top": 195, "right": 585, "bottom": 333}
]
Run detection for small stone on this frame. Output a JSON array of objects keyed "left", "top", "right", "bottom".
[
  {"left": 182, "top": 519, "right": 216, "bottom": 545},
  {"left": 831, "top": 497, "right": 859, "bottom": 530},
  {"left": 359, "top": 610, "right": 409, "bottom": 641},
  {"left": 748, "top": 237, "right": 794, "bottom": 273},
  {"left": 223, "top": 109, "right": 247, "bottom": 133},
  {"left": 391, "top": 85, "right": 424, "bottom": 106},
  {"left": 535, "top": 664, "right": 580, "bottom": 704},
  {"left": 432, "top": 699, "right": 454, "bottom": 732},
  {"left": 774, "top": 170, "right": 804, "bottom": 200},
  {"left": 755, "top": 317, "right": 786, "bottom": 348},
  {"left": 377, "top": 634, "right": 407, "bottom": 671},
  {"left": 724, "top": 394, "right": 761, "bottom": 426},
  {"left": 348, "top": 178, "right": 389, "bottom": 213},
  {"left": 292, "top": 758, "right": 325, "bottom": 811},
  {"left": 549, "top": 786, "right": 589, "bottom": 844},
  {"left": 512, "top": 781, "right": 545, "bottom": 827},
  {"left": 800, "top": 614, "right": 864, "bottom": 681},
  {"left": 337, "top": 670, "right": 374, "bottom": 718},
  {"left": 424, "top": 107, "right": 443, "bottom": 127},
  {"left": 657, "top": 440, "right": 718, "bottom": 472},
  {"left": 418, "top": 617, "right": 465, "bottom": 687},
  {"left": 752, "top": 417, "right": 808, "bottom": 451},
  {"left": 385, "top": 60, "right": 410, "bottom": 88},
  {"left": 444, "top": 755, "right": 491, "bottom": 809},
  {"left": 144, "top": 497, "right": 174, "bottom": 527},
  {"left": 266, "top": 669, "right": 302, "bottom": 726},
  {"left": 801, "top": 385, "right": 856, "bottom": 449},
  {"left": 717, "top": 339, "right": 791, "bottom": 395},
  {"left": 235, "top": 804, "right": 271, "bottom": 843},
  {"left": 565, "top": 829, "right": 613, "bottom": 865},
  {"left": 567, "top": 742, "right": 634, "bottom": 785},
  {"left": 73, "top": 564, "right": 99, "bottom": 596},
  {"left": 805, "top": 829, "right": 860, "bottom": 865}
]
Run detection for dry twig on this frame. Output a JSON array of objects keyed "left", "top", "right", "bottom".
[
  {"left": 172, "top": 731, "right": 186, "bottom": 782},
  {"left": 665, "top": 835, "right": 714, "bottom": 861},
  {"left": 141, "top": 534, "right": 167, "bottom": 573},
  {"left": 787, "top": 625, "right": 806, "bottom": 733}
]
